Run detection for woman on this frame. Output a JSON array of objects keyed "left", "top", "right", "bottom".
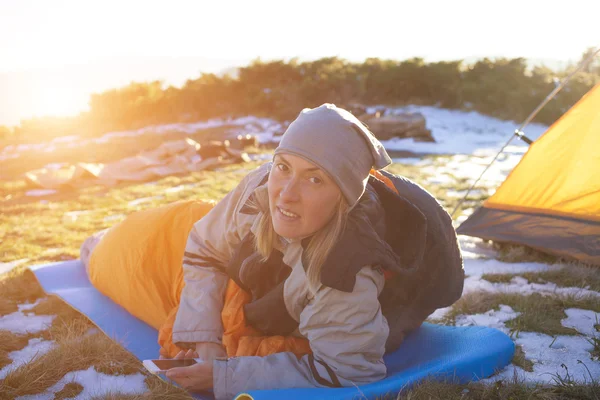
[{"left": 166, "top": 104, "right": 464, "bottom": 399}]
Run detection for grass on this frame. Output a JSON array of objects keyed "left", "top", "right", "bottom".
[
  {"left": 511, "top": 345, "right": 534, "bottom": 372},
  {"left": 493, "top": 242, "right": 562, "bottom": 264},
  {"left": 446, "top": 291, "right": 600, "bottom": 337},
  {"left": 0, "top": 156, "right": 263, "bottom": 399},
  {"left": 0, "top": 330, "right": 34, "bottom": 369},
  {"left": 0, "top": 319, "right": 191, "bottom": 400},
  {"left": 481, "top": 274, "right": 514, "bottom": 284},
  {"left": 589, "top": 336, "right": 600, "bottom": 361},
  {"left": 2, "top": 150, "right": 600, "bottom": 398},
  {"left": 0, "top": 159, "right": 265, "bottom": 265},
  {"left": 481, "top": 262, "right": 600, "bottom": 292},
  {"left": 387, "top": 371, "right": 600, "bottom": 399},
  {"left": 54, "top": 382, "right": 84, "bottom": 399}
]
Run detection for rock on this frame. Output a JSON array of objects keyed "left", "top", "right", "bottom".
[
  {"left": 197, "top": 140, "right": 251, "bottom": 164},
  {"left": 230, "top": 134, "right": 258, "bottom": 150},
  {"left": 359, "top": 112, "right": 435, "bottom": 142},
  {"left": 197, "top": 141, "right": 231, "bottom": 160}
]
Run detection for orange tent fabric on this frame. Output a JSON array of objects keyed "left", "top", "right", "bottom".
[
  {"left": 484, "top": 84, "right": 600, "bottom": 221},
  {"left": 458, "top": 84, "right": 600, "bottom": 265}
]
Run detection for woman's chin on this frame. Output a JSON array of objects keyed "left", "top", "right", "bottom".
[
  {"left": 273, "top": 223, "right": 303, "bottom": 240},
  {"left": 274, "top": 228, "right": 300, "bottom": 240}
]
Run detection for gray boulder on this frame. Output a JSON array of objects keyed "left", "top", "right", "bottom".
[{"left": 359, "top": 112, "right": 435, "bottom": 142}]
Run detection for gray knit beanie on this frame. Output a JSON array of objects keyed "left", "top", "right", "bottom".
[{"left": 274, "top": 103, "right": 392, "bottom": 208}]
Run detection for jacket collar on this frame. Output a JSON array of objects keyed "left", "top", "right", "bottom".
[{"left": 317, "top": 175, "right": 428, "bottom": 292}]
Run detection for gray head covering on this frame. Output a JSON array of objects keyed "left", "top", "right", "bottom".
[{"left": 274, "top": 103, "right": 391, "bottom": 208}]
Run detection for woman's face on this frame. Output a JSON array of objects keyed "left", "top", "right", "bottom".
[{"left": 268, "top": 153, "right": 342, "bottom": 240}]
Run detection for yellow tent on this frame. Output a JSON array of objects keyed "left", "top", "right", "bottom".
[{"left": 457, "top": 83, "right": 600, "bottom": 265}]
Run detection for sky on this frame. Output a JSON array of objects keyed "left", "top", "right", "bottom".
[{"left": 0, "top": 0, "right": 599, "bottom": 126}]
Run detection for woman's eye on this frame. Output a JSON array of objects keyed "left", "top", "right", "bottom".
[
  {"left": 277, "top": 163, "right": 289, "bottom": 172},
  {"left": 309, "top": 176, "right": 322, "bottom": 184}
]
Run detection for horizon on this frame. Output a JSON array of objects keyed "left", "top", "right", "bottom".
[{"left": 1, "top": 0, "right": 599, "bottom": 127}]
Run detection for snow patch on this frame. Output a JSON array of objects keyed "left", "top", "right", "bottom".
[
  {"left": 0, "top": 311, "right": 54, "bottom": 334},
  {"left": 103, "top": 214, "right": 125, "bottom": 223},
  {"left": 127, "top": 196, "right": 164, "bottom": 207},
  {"left": 455, "top": 304, "right": 519, "bottom": 333},
  {"left": 484, "top": 331, "right": 600, "bottom": 384},
  {"left": 0, "top": 338, "right": 56, "bottom": 379},
  {"left": 25, "top": 189, "right": 58, "bottom": 197},
  {"left": 18, "top": 298, "right": 46, "bottom": 312},
  {"left": 378, "top": 105, "right": 548, "bottom": 155},
  {"left": 164, "top": 184, "right": 199, "bottom": 194},
  {"left": 432, "top": 257, "right": 598, "bottom": 321},
  {"left": 16, "top": 366, "right": 147, "bottom": 400},
  {"left": 463, "top": 258, "right": 557, "bottom": 277},
  {"left": 561, "top": 308, "right": 600, "bottom": 337},
  {"left": 452, "top": 305, "right": 600, "bottom": 384},
  {"left": 464, "top": 273, "right": 600, "bottom": 299},
  {"left": 0, "top": 258, "right": 30, "bottom": 275}
]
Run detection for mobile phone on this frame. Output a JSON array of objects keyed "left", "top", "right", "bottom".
[{"left": 143, "top": 358, "right": 201, "bottom": 374}]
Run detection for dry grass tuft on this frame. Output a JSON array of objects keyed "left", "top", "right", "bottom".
[
  {"left": 493, "top": 243, "right": 560, "bottom": 264},
  {"left": 589, "top": 335, "right": 600, "bottom": 362},
  {"left": 30, "top": 295, "right": 94, "bottom": 340},
  {"left": 511, "top": 345, "right": 533, "bottom": 372},
  {"left": 0, "top": 327, "right": 141, "bottom": 399},
  {"left": 0, "top": 352, "right": 11, "bottom": 371},
  {"left": 142, "top": 374, "right": 195, "bottom": 399},
  {"left": 0, "top": 321, "right": 191, "bottom": 399},
  {"left": 94, "top": 358, "right": 142, "bottom": 377},
  {"left": 0, "top": 330, "right": 36, "bottom": 369},
  {"left": 54, "top": 381, "right": 84, "bottom": 399},
  {"left": 0, "top": 269, "right": 45, "bottom": 305},
  {"left": 0, "top": 297, "right": 18, "bottom": 315}
]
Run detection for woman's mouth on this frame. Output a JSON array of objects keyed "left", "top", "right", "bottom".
[{"left": 277, "top": 206, "right": 300, "bottom": 220}]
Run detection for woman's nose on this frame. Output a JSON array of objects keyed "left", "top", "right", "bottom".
[{"left": 279, "top": 178, "right": 300, "bottom": 202}]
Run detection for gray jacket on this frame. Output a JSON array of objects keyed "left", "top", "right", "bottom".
[
  {"left": 174, "top": 162, "right": 464, "bottom": 399},
  {"left": 173, "top": 163, "right": 388, "bottom": 399}
]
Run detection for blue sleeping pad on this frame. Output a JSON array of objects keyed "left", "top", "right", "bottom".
[{"left": 30, "top": 260, "right": 514, "bottom": 400}]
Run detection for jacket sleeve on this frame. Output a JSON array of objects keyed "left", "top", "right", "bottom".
[
  {"left": 212, "top": 266, "right": 389, "bottom": 400},
  {"left": 172, "top": 169, "right": 258, "bottom": 345}
]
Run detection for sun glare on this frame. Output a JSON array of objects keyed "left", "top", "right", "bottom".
[{"left": 27, "top": 84, "right": 88, "bottom": 120}]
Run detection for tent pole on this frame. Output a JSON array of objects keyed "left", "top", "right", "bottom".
[{"left": 451, "top": 47, "right": 600, "bottom": 220}]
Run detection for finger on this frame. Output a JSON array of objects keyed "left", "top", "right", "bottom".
[
  {"left": 166, "top": 366, "right": 180, "bottom": 379},
  {"left": 166, "top": 366, "right": 189, "bottom": 382},
  {"left": 185, "top": 349, "right": 194, "bottom": 358},
  {"left": 174, "top": 350, "right": 186, "bottom": 359},
  {"left": 192, "top": 350, "right": 199, "bottom": 358}
]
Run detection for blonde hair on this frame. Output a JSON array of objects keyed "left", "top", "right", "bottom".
[{"left": 254, "top": 195, "right": 349, "bottom": 292}]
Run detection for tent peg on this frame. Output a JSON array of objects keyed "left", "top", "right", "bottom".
[{"left": 514, "top": 129, "right": 533, "bottom": 145}]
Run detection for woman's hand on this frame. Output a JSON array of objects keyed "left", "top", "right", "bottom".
[
  {"left": 166, "top": 349, "right": 214, "bottom": 392},
  {"left": 195, "top": 341, "right": 227, "bottom": 360}
]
